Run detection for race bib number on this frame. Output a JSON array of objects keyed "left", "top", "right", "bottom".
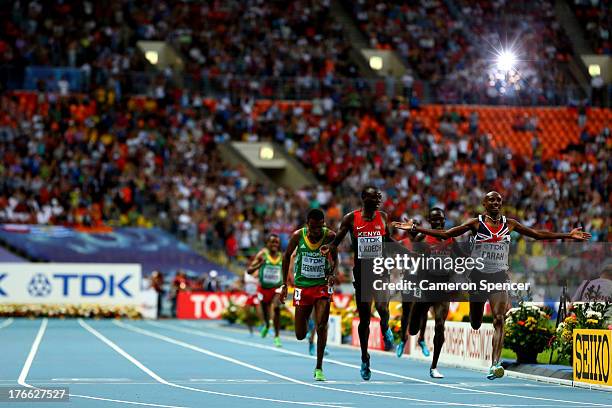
[
  {"left": 294, "top": 288, "right": 302, "bottom": 300},
  {"left": 471, "top": 242, "right": 510, "bottom": 273},
  {"left": 300, "top": 254, "right": 326, "bottom": 278},
  {"left": 357, "top": 235, "right": 383, "bottom": 259},
  {"left": 262, "top": 265, "right": 281, "bottom": 284}
]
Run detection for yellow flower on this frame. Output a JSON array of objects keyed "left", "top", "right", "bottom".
[{"left": 586, "top": 319, "right": 599, "bottom": 325}]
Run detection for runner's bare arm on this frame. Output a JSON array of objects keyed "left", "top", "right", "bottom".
[
  {"left": 413, "top": 233, "right": 426, "bottom": 242},
  {"left": 381, "top": 211, "right": 398, "bottom": 243},
  {"left": 282, "top": 231, "right": 301, "bottom": 285},
  {"left": 280, "top": 231, "right": 301, "bottom": 302},
  {"left": 246, "top": 250, "right": 265, "bottom": 274},
  {"left": 508, "top": 219, "right": 591, "bottom": 240},
  {"left": 288, "top": 249, "right": 296, "bottom": 286},
  {"left": 325, "top": 231, "right": 339, "bottom": 285},
  {"left": 321, "top": 212, "right": 353, "bottom": 255},
  {"left": 393, "top": 218, "right": 478, "bottom": 240}
]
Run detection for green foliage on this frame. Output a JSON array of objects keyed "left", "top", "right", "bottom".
[
  {"left": 504, "top": 302, "right": 554, "bottom": 356},
  {"left": 552, "top": 301, "right": 611, "bottom": 363}
]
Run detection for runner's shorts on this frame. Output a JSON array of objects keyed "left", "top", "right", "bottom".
[
  {"left": 258, "top": 286, "right": 280, "bottom": 304},
  {"left": 293, "top": 285, "right": 331, "bottom": 307},
  {"left": 468, "top": 270, "right": 510, "bottom": 302}
]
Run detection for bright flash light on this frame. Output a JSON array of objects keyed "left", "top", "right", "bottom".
[
  {"left": 145, "top": 51, "right": 159, "bottom": 65},
  {"left": 588, "top": 64, "right": 601, "bottom": 77},
  {"left": 259, "top": 146, "right": 274, "bottom": 160},
  {"left": 496, "top": 50, "right": 517, "bottom": 72},
  {"left": 369, "top": 56, "right": 383, "bottom": 71}
]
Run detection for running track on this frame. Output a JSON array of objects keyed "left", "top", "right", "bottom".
[{"left": 1, "top": 318, "right": 610, "bottom": 408}]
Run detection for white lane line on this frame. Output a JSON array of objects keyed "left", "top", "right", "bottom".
[
  {"left": 361, "top": 391, "right": 404, "bottom": 394},
  {"left": 118, "top": 320, "right": 492, "bottom": 408},
  {"left": 165, "top": 321, "right": 612, "bottom": 407},
  {"left": 52, "top": 378, "right": 132, "bottom": 382},
  {"left": 67, "top": 394, "right": 192, "bottom": 408},
  {"left": 17, "top": 318, "right": 47, "bottom": 386},
  {"left": 79, "top": 319, "right": 348, "bottom": 408},
  {"left": 18, "top": 319, "right": 190, "bottom": 408},
  {"left": 0, "top": 318, "right": 14, "bottom": 329}
]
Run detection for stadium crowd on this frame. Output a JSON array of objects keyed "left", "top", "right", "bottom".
[
  {"left": 347, "top": 0, "right": 578, "bottom": 105},
  {"left": 1, "top": 0, "right": 359, "bottom": 97},
  {"left": 0, "top": 88, "right": 609, "bottom": 275},
  {"left": 571, "top": 0, "right": 611, "bottom": 55}
]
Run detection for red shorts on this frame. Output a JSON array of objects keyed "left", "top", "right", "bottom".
[
  {"left": 258, "top": 286, "right": 279, "bottom": 304},
  {"left": 293, "top": 285, "right": 331, "bottom": 307},
  {"left": 245, "top": 293, "right": 260, "bottom": 306}
]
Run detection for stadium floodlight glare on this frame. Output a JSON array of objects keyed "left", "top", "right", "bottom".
[
  {"left": 588, "top": 64, "right": 601, "bottom": 77},
  {"left": 369, "top": 56, "right": 383, "bottom": 70},
  {"left": 496, "top": 49, "right": 517, "bottom": 73},
  {"left": 259, "top": 146, "right": 274, "bottom": 160},
  {"left": 145, "top": 51, "right": 159, "bottom": 65}
]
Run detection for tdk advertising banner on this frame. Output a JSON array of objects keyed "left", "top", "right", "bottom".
[{"left": 0, "top": 263, "right": 141, "bottom": 305}]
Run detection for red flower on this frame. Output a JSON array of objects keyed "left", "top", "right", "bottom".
[{"left": 517, "top": 321, "right": 525, "bottom": 326}]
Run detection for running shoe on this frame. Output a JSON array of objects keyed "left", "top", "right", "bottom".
[
  {"left": 308, "top": 341, "right": 315, "bottom": 356},
  {"left": 260, "top": 325, "right": 269, "bottom": 338},
  {"left": 486, "top": 363, "right": 504, "bottom": 380},
  {"left": 360, "top": 354, "right": 371, "bottom": 381},
  {"left": 430, "top": 368, "right": 444, "bottom": 378},
  {"left": 274, "top": 336, "right": 282, "bottom": 348},
  {"left": 314, "top": 369, "right": 326, "bottom": 381},
  {"left": 418, "top": 340, "right": 430, "bottom": 357},
  {"left": 383, "top": 328, "right": 394, "bottom": 351},
  {"left": 396, "top": 340, "right": 405, "bottom": 358}
]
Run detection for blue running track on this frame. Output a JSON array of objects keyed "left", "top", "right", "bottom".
[{"left": 0, "top": 318, "right": 610, "bottom": 408}]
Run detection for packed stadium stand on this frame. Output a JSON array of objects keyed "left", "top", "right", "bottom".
[
  {"left": 0, "top": 3, "right": 611, "bottom": 406},
  {"left": 571, "top": 0, "right": 611, "bottom": 55},
  {"left": 0, "top": 0, "right": 610, "bottom": 279},
  {"left": 346, "top": 0, "right": 583, "bottom": 104}
]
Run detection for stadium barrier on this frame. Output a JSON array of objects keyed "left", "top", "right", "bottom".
[
  {"left": 328, "top": 315, "right": 342, "bottom": 346},
  {"left": 351, "top": 318, "right": 384, "bottom": 351},
  {"left": 0, "top": 263, "right": 141, "bottom": 305},
  {"left": 0, "top": 263, "right": 145, "bottom": 318},
  {"left": 573, "top": 329, "right": 612, "bottom": 387},
  {"left": 406, "top": 321, "right": 495, "bottom": 369},
  {"left": 178, "top": 291, "right": 354, "bottom": 320},
  {"left": 177, "top": 291, "right": 250, "bottom": 319}
]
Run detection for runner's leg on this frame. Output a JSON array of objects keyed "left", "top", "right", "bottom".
[
  {"left": 313, "top": 298, "right": 331, "bottom": 370},
  {"left": 295, "top": 304, "right": 314, "bottom": 340},
  {"left": 357, "top": 300, "right": 372, "bottom": 362},
  {"left": 489, "top": 291, "right": 509, "bottom": 365},
  {"left": 431, "top": 302, "right": 450, "bottom": 370}
]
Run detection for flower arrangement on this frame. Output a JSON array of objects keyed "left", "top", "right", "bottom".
[
  {"left": 221, "top": 300, "right": 240, "bottom": 324},
  {"left": 504, "top": 302, "right": 554, "bottom": 363},
  {"left": 388, "top": 316, "right": 403, "bottom": 342},
  {"left": 0, "top": 304, "right": 142, "bottom": 319},
  {"left": 552, "top": 301, "right": 611, "bottom": 364},
  {"left": 238, "top": 303, "right": 261, "bottom": 328}
]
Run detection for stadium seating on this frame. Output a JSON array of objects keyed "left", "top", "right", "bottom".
[
  {"left": 346, "top": 0, "right": 580, "bottom": 105},
  {"left": 0, "top": 2, "right": 609, "bottom": 280},
  {"left": 571, "top": 0, "right": 611, "bottom": 55},
  {"left": 1, "top": 90, "right": 609, "bottom": 251}
]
